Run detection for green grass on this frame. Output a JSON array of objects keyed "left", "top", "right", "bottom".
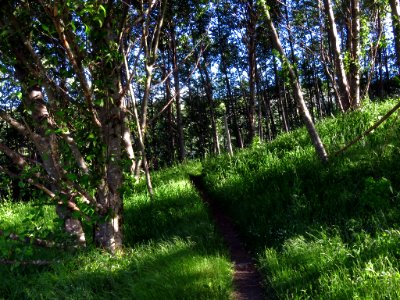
[
  {"left": 202, "top": 98, "right": 400, "bottom": 299},
  {"left": 0, "top": 161, "right": 234, "bottom": 299},
  {"left": 2, "top": 99, "right": 400, "bottom": 299}
]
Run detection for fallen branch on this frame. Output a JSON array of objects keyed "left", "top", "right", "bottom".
[{"left": 334, "top": 100, "right": 400, "bottom": 157}]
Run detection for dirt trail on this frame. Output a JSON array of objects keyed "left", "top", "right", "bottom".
[{"left": 190, "top": 175, "right": 272, "bottom": 300}]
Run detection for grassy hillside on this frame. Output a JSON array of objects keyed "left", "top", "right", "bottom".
[
  {"left": 2, "top": 98, "right": 399, "bottom": 299},
  {"left": 0, "top": 162, "right": 233, "bottom": 299},
  {"left": 202, "top": 98, "right": 400, "bottom": 299}
]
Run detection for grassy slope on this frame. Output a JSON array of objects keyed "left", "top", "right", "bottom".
[
  {"left": 0, "top": 162, "right": 233, "bottom": 299},
  {"left": 202, "top": 99, "right": 400, "bottom": 299}
]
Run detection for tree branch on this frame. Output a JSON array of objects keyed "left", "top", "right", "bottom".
[
  {"left": 334, "top": 100, "right": 400, "bottom": 156},
  {"left": 44, "top": 5, "right": 101, "bottom": 128}
]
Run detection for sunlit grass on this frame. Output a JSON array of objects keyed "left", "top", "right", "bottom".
[
  {"left": 261, "top": 229, "right": 400, "bottom": 299},
  {"left": 0, "top": 160, "right": 234, "bottom": 299},
  {"left": 1, "top": 238, "right": 231, "bottom": 300},
  {"left": 202, "top": 98, "right": 400, "bottom": 298}
]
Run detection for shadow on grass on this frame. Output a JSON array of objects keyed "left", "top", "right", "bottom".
[
  {"left": 123, "top": 178, "right": 224, "bottom": 252},
  {"left": 203, "top": 148, "right": 400, "bottom": 250},
  {"left": 0, "top": 170, "right": 233, "bottom": 299},
  {"left": 0, "top": 239, "right": 232, "bottom": 300},
  {"left": 201, "top": 141, "right": 400, "bottom": 297}
]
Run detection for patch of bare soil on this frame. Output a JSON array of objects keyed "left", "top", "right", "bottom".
[{"left": 190, "top": 175, "right": 274, "bottom": 300}]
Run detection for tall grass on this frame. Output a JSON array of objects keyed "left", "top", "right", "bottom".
[
  {"left": 202, "top": 99, "right": 400, "bottom": 299},
  {"left": 0, "top": 161, "right": 234, "bottom": 299}
]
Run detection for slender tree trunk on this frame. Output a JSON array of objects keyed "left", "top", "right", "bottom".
[
  {"left": 163, "top": 57, "right": 176, "bottom": 163},
  {"left": 123, "top": 51, "right": 154, "bottom": 198},
  {"left": 263, "top": 85, "right": 276, "bottom": 139},
  {"left": 216, "top": 7, "right": 243, "bottom": 149},
  {"left": 313, "top": 72, "right": 323, "bottom": 118},
  {"left": 199, "top": 58, "right": 220, "bottom": 155},
  {"left": 262, "top": 93, "right": 272, "bottom": 141},
  {"left": 171, "top": 26, "right": 185, "bottom": 161},
  {"left": 224, "top": 72, "right": 243, "bottom": 148},
  {"left": 246, "top": 0, "right": 257, "bottom": 144},
  {"left": 362, "top": 9, "right": 383, "bottom": 99},
  {"left": 349, "top": 0, "right": 361, "bottom": 107},
  {"left": 261, "top": 1, "right": 329, "bottom": 163},
  {"left": 224, "top": 113, "right": 233, "bottom": 156},
  {"left": 255, "top": 66, "right": 264, "bottom": 141},
  {"left": 323, "top": 0, "right": 351, "bottom": 110},
  {"left": 389, "top": 0, "right": 400, "bottom": 73},
  {"left": 122, "top": 101, "right": 136, "bottom": 174},
  {"left": 284, "top": 0, "right": 298, "bottom": 76},
  {"left": 273, "top": 57, "right": 290, "bottom": 132},
  {"left": 379, "top": 46, "right": 385, "bottom": 97}
]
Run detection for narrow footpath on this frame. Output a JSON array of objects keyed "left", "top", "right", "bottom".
[{"left": 190, "top": 175, "right": 271, "bottom": 300}]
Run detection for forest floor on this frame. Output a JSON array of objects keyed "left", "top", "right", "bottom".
[{"left": 190, "top": 175, "right": 271, "bottom": 300}]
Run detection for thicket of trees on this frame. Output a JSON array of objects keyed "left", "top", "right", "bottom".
[{"left": 1, "top": 0, "right": 399, "bottom": 252}]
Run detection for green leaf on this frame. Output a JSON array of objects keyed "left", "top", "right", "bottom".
[
  {"left": 84, "top": 24, "right": 91, "bottom": 35},
  {"left": 99, "top": 5, "right": 106, "bottom": 18},
  {"left": 41, "top": 23, "right": 50, "bottom": 32},
  {"left": 70, "top": 21, "right": 76, "bottom": 32},
  {"left": 55, "top": 110, "right": 65, "bottom": 118},
  {"left": 45, "top": 128, "right": 54, "bottom": 136},
  {"left": 66, "top": 173, "right": 77, "bottom": 181},
  {"left": 95, "top": 18, "right": 103, "bottom": 28},
  {"left": 94, "top": 98, "right": 104, "bottom": 107}
]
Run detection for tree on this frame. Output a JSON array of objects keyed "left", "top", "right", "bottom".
[
  {"left": 244, "top": 0, "right": 258, "bottom": 144},
  {"left": 260, "top": 0, "right": 329, "bottom": 164},
  {"left": 0, "top": 0, "right": 166, "bottom": 253},
  {"left": 322, "top": 0, "right": 352, "bottom": 111},
  {"left": 389, "top": 0, "right": 400, "bottom": 73},
  {"left": 349, "top": 0, "right": 361, "bottom": 107}
]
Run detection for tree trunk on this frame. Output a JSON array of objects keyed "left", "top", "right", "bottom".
[
  {"left": 362, "top": 8, "right": 383, "bottom": 99},
  {"left": 14, "top": 68, "right": 86, "bottom": 246},
  {"left": 389, "top": 0, "right": 400, "bottom": 73},
  {"left": 122, "top": 102, "right": 136, "bottom": 174},
  {"left": 224, "top": 113, "right": 233, "bottom": 156},
  {"left": 199, "top": 58, "right": 220, "bottom": 155},
  {"left": 122, "top": 50, "right": 154, "bottom": 198},
  {"left": 273, "top": 57, "right": 290, "bottom": 133},
  {"left": 261, "top": 1, "right": 329, "bottom": 163},
  {"left": 323, "top": 0, "right": 351, "bottom": 111},
  {"left": 246, "top": 0, "right": 257, "bottom": 144},
  {"left": 318, "top": 0, "right": 342, "bottom": 112},
  {"left": 349, "top": 0, "right": 361, "bottom": 108},
  {"left": 171, "top": 26, "right": 185, "bottom": 161},
  {"left": 216, "top": 6, "right": 243, "bottom": 149},
  {"left": 162, "top": 56, "right": 176, "bottom": 163},
  {"left": 224, "top": 70, "right": 243, "bottom": 149},
  {"left": 93, "top": 69, "right": 124, "bottom": 253},
  {"left": 263, "top": 87, "right": 276, "bottom": 140}
]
